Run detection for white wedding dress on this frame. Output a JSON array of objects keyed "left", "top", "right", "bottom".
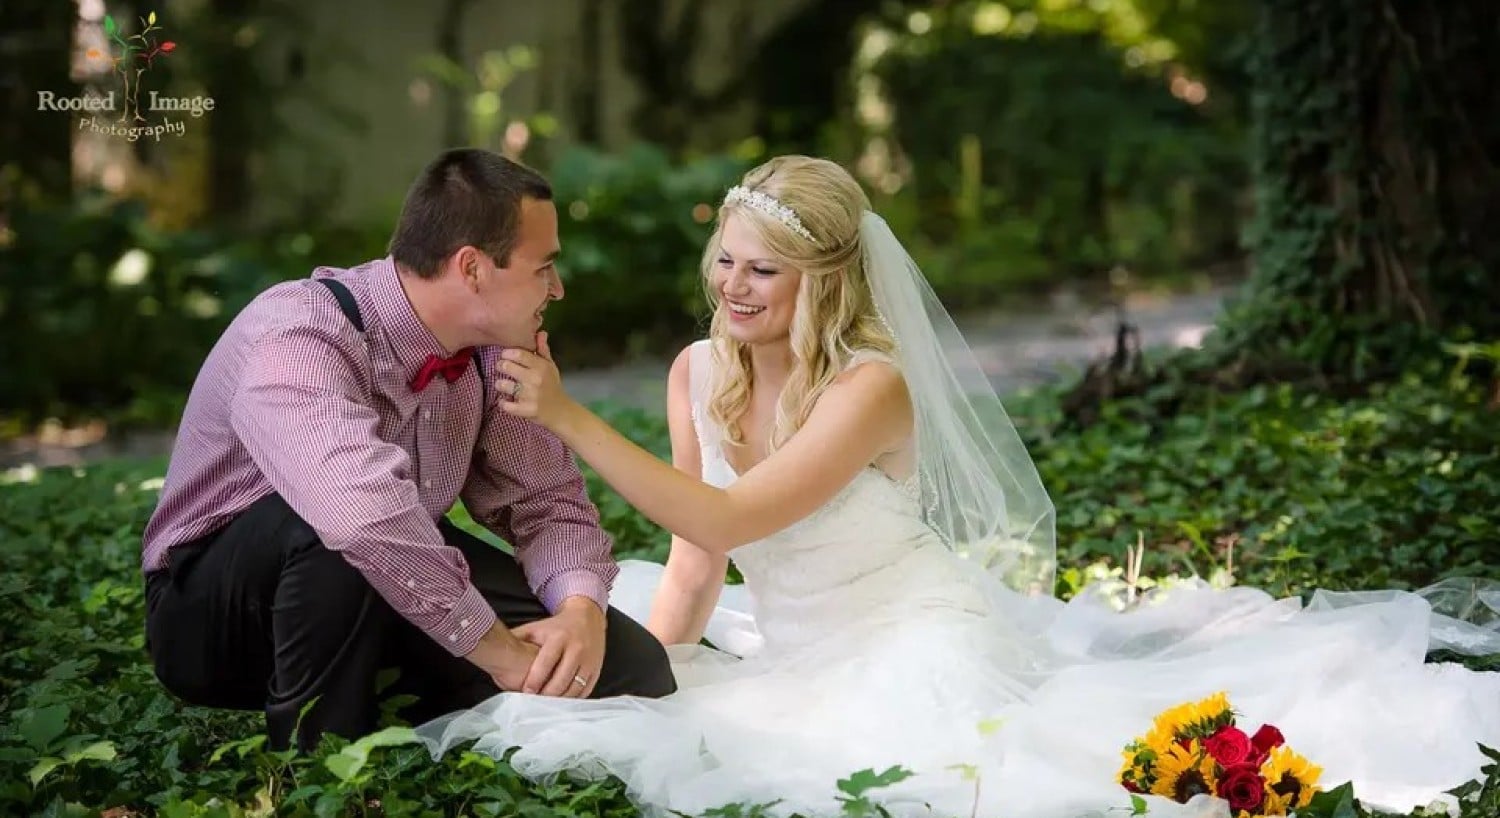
[{"left": 418, "top": 341, "right": 1500, "bottom": 818}]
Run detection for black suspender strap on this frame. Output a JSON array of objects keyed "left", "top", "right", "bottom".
[
  {"left": 315, "top": 277, "right": 486, "bottom": 405},
  {"left": 316, "top": 278, "right": 365, "bottom": 332}
]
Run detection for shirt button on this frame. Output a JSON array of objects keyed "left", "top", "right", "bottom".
[
  {"left": 460, "top": 619, "right": 470, "bottom": 628},
  {"left": 422, "top": 409, "right": 432, "bottom": 421},
  {"left": 422, "top": 478, "right": 432, "bottom": 489},
  {"left": 448, "top": 633, "right": 458, "bottom": 642},
  {"left": 406, "top": 579, "right": 415, "bottom": 589}
]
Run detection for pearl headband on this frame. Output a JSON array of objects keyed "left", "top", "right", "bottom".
[{"left": 723, "top": 185, "right": 820, "bottom": 246}]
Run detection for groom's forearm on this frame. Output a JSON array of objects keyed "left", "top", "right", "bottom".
[
  {"left": 467, "top": 408, "right": 618, "bottom": 614},
  {"left": 553, "top": 401, "right": 742, "bottom": 553}
]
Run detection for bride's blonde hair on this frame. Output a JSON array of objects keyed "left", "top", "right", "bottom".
[{"left": 701, "top": 155, "right": 898, "bottom": 453}]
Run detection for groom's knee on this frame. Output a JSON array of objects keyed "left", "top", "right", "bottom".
[{"left": 599, "top": 607, "right": 677, "bottom": 699}]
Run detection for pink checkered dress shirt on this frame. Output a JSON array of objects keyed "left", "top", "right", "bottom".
[{"left": 141, "top": 256, "right": 618, "bottom": 656}]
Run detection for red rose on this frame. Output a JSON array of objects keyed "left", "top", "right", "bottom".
[
  {"left": 1204, "top": 726, "right": 1252, "bottom": 766},
  {"left": 1246, "top": 725, "right": 1284, "bottom": 767},
  {"left": 1251, "top": 725, "right": 1285, "bottom": 754},
  {"left": 1218, "top": 764, "right": 1267, "bottom": 813}
]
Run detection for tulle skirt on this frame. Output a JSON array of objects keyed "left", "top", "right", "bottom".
[{"left": 416, "top": 561, "right": 1500, "bottom": 818}]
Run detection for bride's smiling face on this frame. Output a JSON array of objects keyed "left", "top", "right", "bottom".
[{"left": 713, "top": 214, "right": 803, "bottom": 346}]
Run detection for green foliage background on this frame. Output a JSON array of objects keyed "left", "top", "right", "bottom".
[{"left": 1, "top": 0, "right": 1266, "bottom": 430}]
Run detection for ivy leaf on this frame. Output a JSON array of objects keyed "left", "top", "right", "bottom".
[
  {"left": 283, "top": 785, "right": 325, "bottom": 806},
  {"left": 64, "top": 740, "right": 116, "bottom": 765},
  {"left": 18, "top": 704, "right": 69, "bottom": 752},
  {"left": 836, "top": 765, "right": 914, "bottom": 797},
  {"left": 1299, "top": 781, "right": 1359, "bottom": 818},
  {"left": 208, "top": 733, "right": 265, "bottom": 765},
  {"left": 946, "top": 762, "right": 978, "bottom": 781},
  {"left": 28, "top": 756, "right": 64, "bottom": 787},
  {"left": 104, "top": 15, "right": 117, "bottom": 36},
  {"left": 323, "top": 726, "right": 420, "bottom": 781},
  {"left": 323, "top": 752, "right": 361, "bottom": 783}
]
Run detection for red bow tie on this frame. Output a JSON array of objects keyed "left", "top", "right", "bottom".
[{"left": 410, "top": 348, "right": 474, "bottom": 392}]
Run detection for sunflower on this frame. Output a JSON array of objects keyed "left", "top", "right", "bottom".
[
  {"left": 1260, "top": 788, "right": 1294, "bottom": 816},
  {"left": 1151, "top": 740, "right": 1219, "bottom": 803},
  {"left": 1149, "top": 692, "right": 1235, "bottom": 743},
  {"left": 1142, "top": 722, "right": 1178, "bottom": 757},
  {"left": 1117, "top": 752, "right": 1147, "bottom": 793},
  {"left": 1119, "top": 736, "right": 1164, "bottom": 790},
  {"left": 1261, "top": 745, "right": 1323, "bottom": 810}
]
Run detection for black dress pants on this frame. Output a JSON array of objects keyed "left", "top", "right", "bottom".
[{"left": 143, "top": 492, "right": 676, "bottom": 752}]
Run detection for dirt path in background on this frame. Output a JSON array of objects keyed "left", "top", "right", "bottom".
[
  {"left": 1, "top": 282, "right": 1234, "bottom": 471},
  {"left": 559, "top": 283, "right": 1231, "bottom": 411}
]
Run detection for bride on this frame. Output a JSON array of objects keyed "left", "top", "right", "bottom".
[{"left": 418, "top": 155, "right": 1500, "bottom": 818}]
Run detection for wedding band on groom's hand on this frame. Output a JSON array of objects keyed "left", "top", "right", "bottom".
[{"left": 572, "top": 674, "right": 587, "bottom": 688}]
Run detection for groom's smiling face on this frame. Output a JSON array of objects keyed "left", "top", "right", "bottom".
[
  {"left": 473, "top": 196, "right": 562, "bottom": 349},
  {"left": 714, "top": 214, "right": 802, "bottom": 346}
]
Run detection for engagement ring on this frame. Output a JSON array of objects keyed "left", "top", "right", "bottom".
[{"left": 572, "top": 674, "right": 588, "bottom": 688}]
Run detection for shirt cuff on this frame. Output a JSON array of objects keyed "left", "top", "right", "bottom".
[
  {"left": 538, "top": 569, "right": 610, "bottom": 615},
  {"left": 432, "top": 583, "right": 497, "bottom": 657}
]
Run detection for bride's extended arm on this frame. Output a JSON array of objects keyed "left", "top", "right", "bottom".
[
  {"left": 647, "top": 346, "right": 728, "bottom": 645},
  {"left": 498, "top": 335, "right": 911, "bottom": 555}
]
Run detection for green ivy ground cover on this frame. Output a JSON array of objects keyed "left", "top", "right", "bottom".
[{"left": 2, "top": 366, "right": 1497, "bottom": 817}]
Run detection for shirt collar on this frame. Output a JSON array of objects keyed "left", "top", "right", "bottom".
[{"left": 367, "top": 256, "right": 457, "bottom": 384}]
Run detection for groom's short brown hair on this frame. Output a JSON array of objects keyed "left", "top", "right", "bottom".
[{"left": 387, "top": 148, "right": 553, "bottom": 279}]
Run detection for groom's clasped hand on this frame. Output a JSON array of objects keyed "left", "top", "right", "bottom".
[
  {"left": 512, "top": 598, "right": 606, "bottom": 698},
  {"left": 466, "top": 597, "right": 604, "bottom": 699}
]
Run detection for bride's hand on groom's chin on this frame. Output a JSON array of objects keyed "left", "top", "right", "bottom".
[{"left": 497, "top": 331, "right": 577, "bottom": 430}]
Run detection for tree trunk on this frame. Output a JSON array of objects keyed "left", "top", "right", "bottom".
[
  {"left": 1227, "top": 0, "right": 1500, "bottom": 381},
  {"left": 437, "top": 0, "right": 473, "bottom": 148},
  {"left": 1059, "top": 0, "right": 1500, "bottom": 426},
  {"left": 202, "top": 0, "right": 259, "bottom": 226},
  {"left": 0, "top": 0, "right": 77, "bottom": 202},
  {"left": 570, "top": 0, "right": 603, "bottom": 144},
  {"left": 617, "top": 0, "right": 878, "bottom": 157},
  {"left": 744, "top": 0, "right": 884, "bottom": 152}
]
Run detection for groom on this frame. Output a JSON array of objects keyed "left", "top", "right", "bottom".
[{"left": 140, "top": 147, "right": 675, "bottom": 752}]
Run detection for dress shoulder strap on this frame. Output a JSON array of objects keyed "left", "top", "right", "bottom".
[
  {"left": 846, "top": 346, "right": 899, "bottom": 372},
  {"left": 688, "top": 339, "right": 711, "bottom": 405},
  {"left": 687, "top": 339, "right": 717, "bottom": 445}
]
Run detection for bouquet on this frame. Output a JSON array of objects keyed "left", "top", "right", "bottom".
[{"left": 1118, "top": 692, "right": 1324, "bottom": 817}]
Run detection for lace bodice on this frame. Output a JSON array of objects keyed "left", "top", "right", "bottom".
[{"left": 685, "top": 340, "right": 978, "bottom": 650}]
